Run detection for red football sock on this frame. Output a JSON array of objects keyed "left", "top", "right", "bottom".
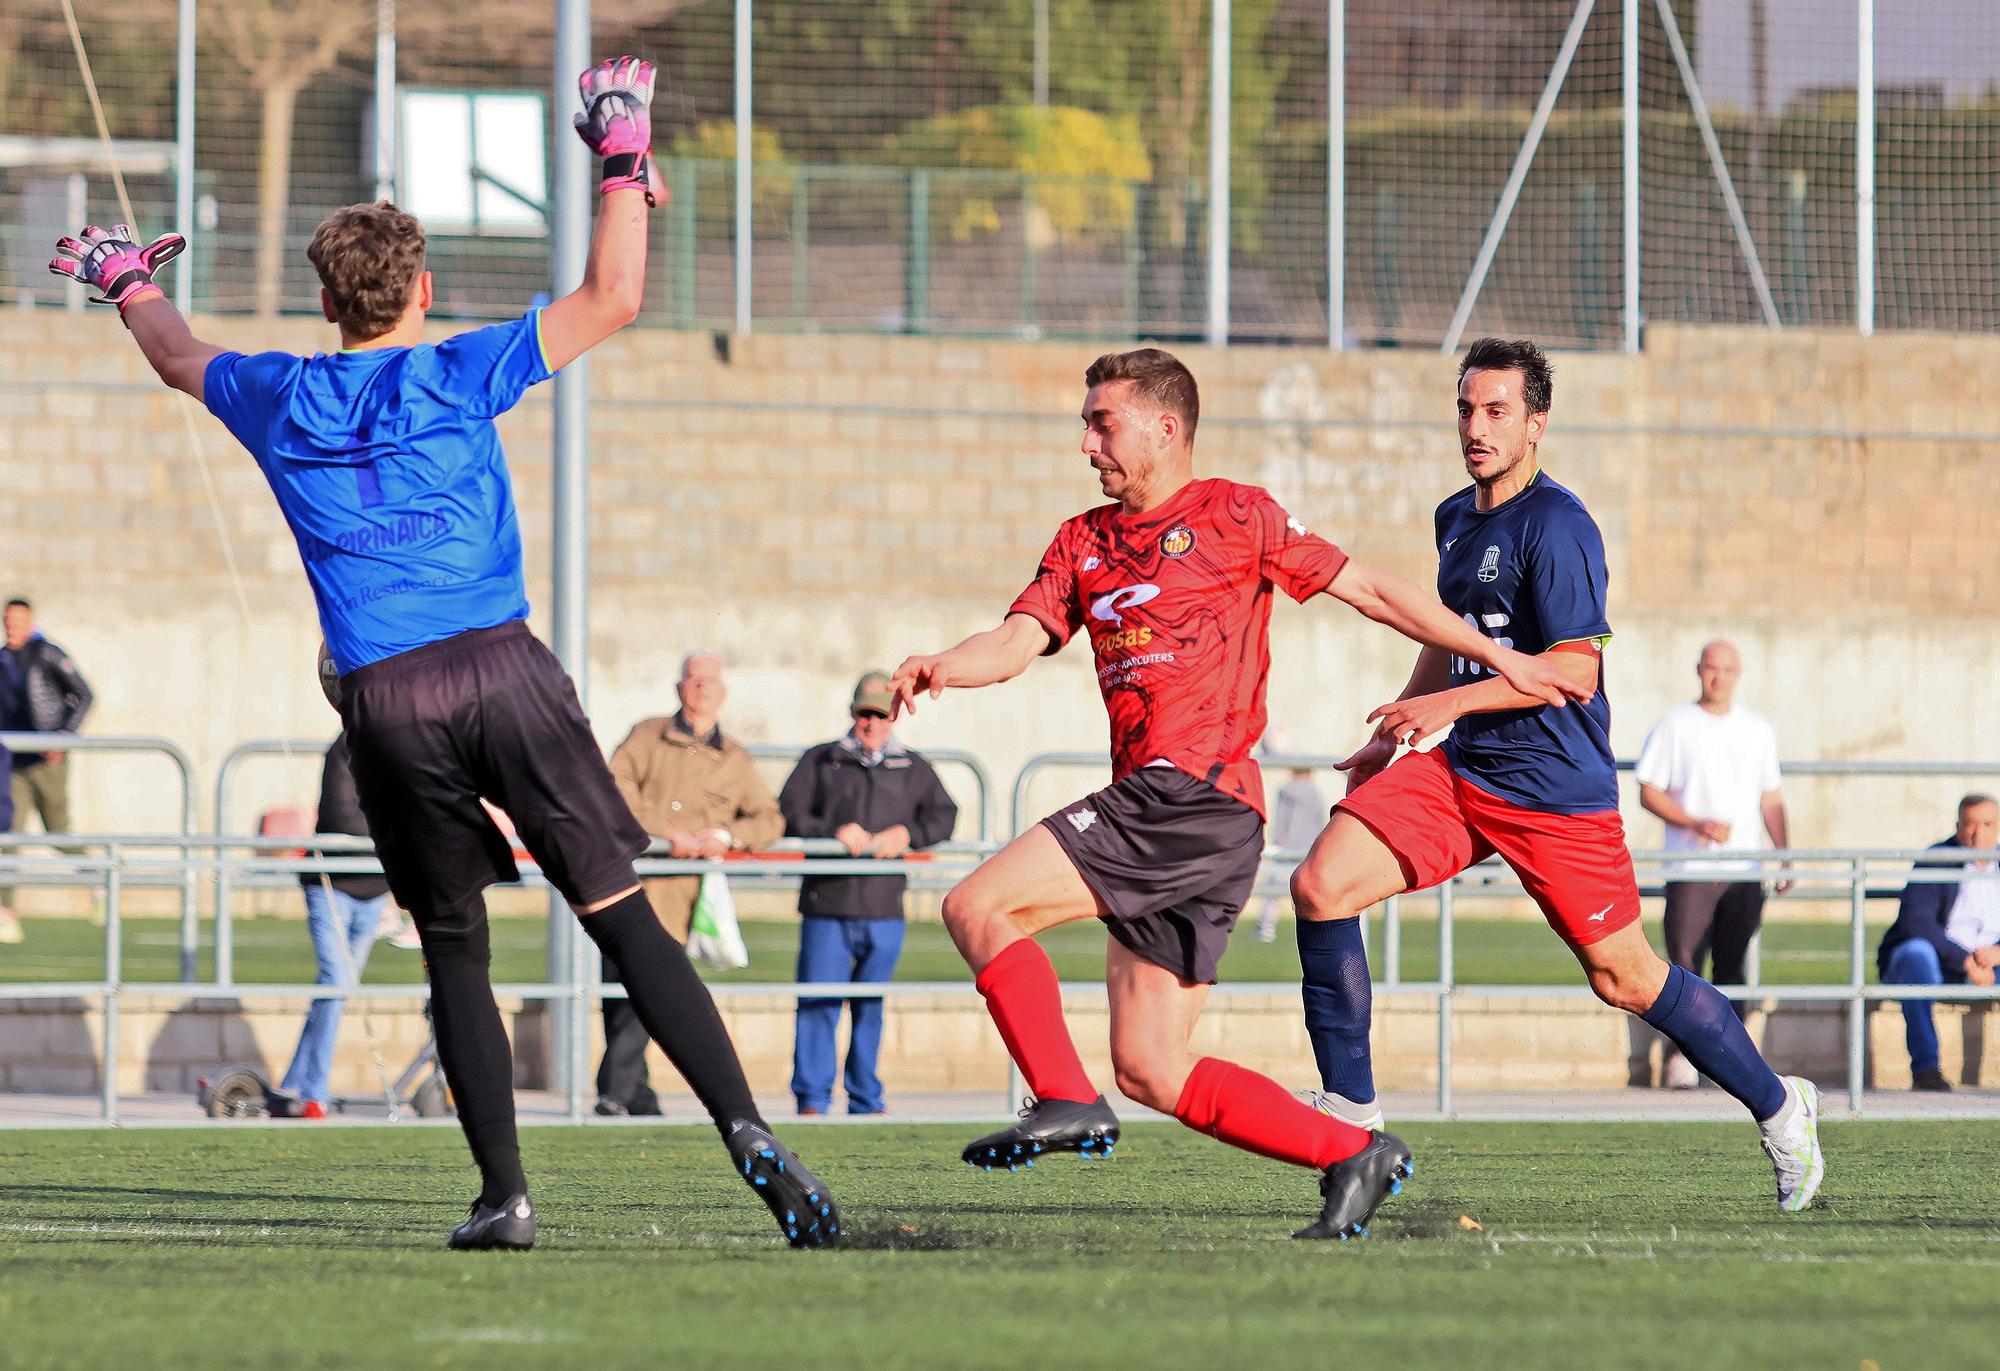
[
  {"left": 974, "top": 940, "right": 1096, "bottom": 1105},
  {"left": 1173, "top": 1056, "right": 1369, "bottom": 1170}
]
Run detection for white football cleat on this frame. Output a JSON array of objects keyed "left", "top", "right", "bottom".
[
  {"left": 1298, "top": 1088, "right": 1386, "bottom": 1133},
  {"left": 1758, "top": 1076, "right": 1825, "bottom": 1213}
]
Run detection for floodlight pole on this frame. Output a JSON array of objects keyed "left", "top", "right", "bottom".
[
  {"left": 735, "top": 0, "right": 753, "bottom": 333},
  {"left": 549, "top": 0, "right": 593, "bottom": 1101},
  {"left": 173, "top": 0, "right": 194, "bottom": 312},
  {"left": 373, "top": 0, "right": 397, "bottom": 203},
  {"left": 1856, "top": 0, "right": 1875, "bottom": 335},
  {"left": 1327, "top": 0, "right": 1344, "bottom": 350},
  {"left": 1621, "top": 0, "right": 1639, "bottom": 353},
  {"left": 1206, "top": 0, "right": 1231, "bottom": 347}
]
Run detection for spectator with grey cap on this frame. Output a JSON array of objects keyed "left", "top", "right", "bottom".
[{"left": 778, "top": 671, "right": 958, "bottom": 1115}]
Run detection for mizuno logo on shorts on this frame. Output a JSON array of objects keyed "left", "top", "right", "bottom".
[
  {"left": 1586, "top": 905, "right": 1612, "bottom": 922},
  {"left": 1067, "top": 809, "right": 1098, "bottom": 834}
]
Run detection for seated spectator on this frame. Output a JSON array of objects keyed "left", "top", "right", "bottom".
[
  {"left": 778, "top": 671, "right": 958, "bottom": 1115},
  {"left": 267, "top": 733, "right": 394, "bottom": 1118},
  {"left": 597, "top": 650, "right": 782, "bottom": 1115},
  {"left": 1877, "top": 794, "right": 2000, "bottom": 1092}
]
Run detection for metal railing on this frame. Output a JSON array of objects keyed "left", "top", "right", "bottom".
[
  {"left": 3, "top": 833, "right": 1994, "bottom": 1124},
  {"left": 0, "top": 733, "right": 201, "bottom": 979},
  {"left": 744, "top": 743, "right": 997, "bottom": 845}
]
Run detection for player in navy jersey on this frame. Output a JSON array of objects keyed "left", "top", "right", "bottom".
[
  {"left": 890, "top": 348, "right": 1587, "bottom": 1239},
  {"left": 51, "top": 57, "right": 838, "bottom": 1251},
  {"left": 1289, "top": 338, "right": 1825, "bottom": 1213}
]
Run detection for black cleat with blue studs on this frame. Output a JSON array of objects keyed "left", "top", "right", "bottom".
[
  {"left": 1292, "top": 1130, "right": 1413, "bottom": 1241},
  {"left": 961, "top": 1094, "right": 1122, "bottom": 1172},
  {"left": 726, "top": 1121, "right": 842, "bottom": 1248}
]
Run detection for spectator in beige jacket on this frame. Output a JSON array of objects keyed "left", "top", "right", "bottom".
[{"left": 596, "top": 650, "right": 783, "bottom": 1115}]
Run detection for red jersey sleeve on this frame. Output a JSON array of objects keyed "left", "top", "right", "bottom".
[
  {"left": 1007, "top": 520, "right": 1086, "bottom": 655},
  {"left": 1255, "top": 494, "right": 1347, "bottom": 602}
]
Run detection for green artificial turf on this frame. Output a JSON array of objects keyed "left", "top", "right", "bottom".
[
  {"left": 0, "top": 910, "right": 1899, "bottom": 989},
  {"left": 0, "top": 1120, "right": 1990, "bottom": 1369}
]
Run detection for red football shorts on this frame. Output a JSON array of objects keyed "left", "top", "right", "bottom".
[{"left": 1336, "top": 747, "right": 1641, "bottom": 947}]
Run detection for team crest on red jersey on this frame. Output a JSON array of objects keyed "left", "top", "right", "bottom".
[{"left": 1160, "top": 524, "right": 1196, "bottom": 558}]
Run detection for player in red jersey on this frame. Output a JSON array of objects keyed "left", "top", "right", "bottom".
[{"left": 889, "top": 348, "right": 1585, "bottom": 1239}]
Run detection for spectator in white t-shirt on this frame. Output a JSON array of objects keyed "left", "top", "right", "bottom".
[{"left": 1633, "top": 640, "right": 1792, "bottom": 1088}]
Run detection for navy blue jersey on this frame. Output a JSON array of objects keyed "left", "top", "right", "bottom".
[
  {"left": 204, "top": 311, "right": 552, "bottom": 673},
  {"left": 1435, "top": 473, "right": 1617, "bottom": 814}
]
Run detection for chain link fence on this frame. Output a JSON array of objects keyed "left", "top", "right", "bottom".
[{"left": 3, "top": 1, "right": 1996, "bottom": 345}]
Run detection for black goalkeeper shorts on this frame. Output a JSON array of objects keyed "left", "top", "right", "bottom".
[{"left": 340, "top": 621, "right": 648, "bottom": 936}]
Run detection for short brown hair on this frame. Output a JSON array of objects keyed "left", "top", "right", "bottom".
[
  {"left": 307, "top": 202, "right": 427, "bottom": 340},
  {"left": 1085, "top": 347, "right": 1200, "bottom": 439}
]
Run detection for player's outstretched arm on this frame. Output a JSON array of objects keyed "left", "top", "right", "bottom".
[
  {"left": 888, "top": 614, "right": 1049, "bottom": 717},
  {"left": 50, "top": 226, "right": 221, "bottom": 400},
  {"left": 1334, "top": 646, "right": 1451, "bottom": 790},
  {"left": 1366, "top": 649, "right": 1601, "bottom": 748},
  {"left": 539, "top": 56, "right": 661, "bottom": 372},
  {"left": 1325, "top": 559, "right": 1588, "bottom": 707}
]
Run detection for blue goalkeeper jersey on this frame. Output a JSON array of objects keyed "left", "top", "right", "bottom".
[
  {"left": 203, "top": 311, "right": 554, "bottom": 673},
  {"left": 1435, "top": 472, "right": 1618, "bottom": 814}
]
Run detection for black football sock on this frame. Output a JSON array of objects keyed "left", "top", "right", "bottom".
[
  {"left": 420, "top": 921, "right": 527, "bottom": 1207},
  {"left": 582, "top": 889, "right": 766, "bottom": 1134}
]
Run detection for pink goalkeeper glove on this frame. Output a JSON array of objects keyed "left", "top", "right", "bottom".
[
  {"left": 573, "top": 55, "right": 664, "bottom": 207},
  {"left": 49, "top": 224, "right": 187, "bottom": 311}
]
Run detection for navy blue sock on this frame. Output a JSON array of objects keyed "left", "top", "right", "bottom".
[
  {"left": 1640, "top": 964, "right": 1787, "bottom": 1120},
  {"left": 1298, "top": 917, "right": 1375, "bottom": 1103}
]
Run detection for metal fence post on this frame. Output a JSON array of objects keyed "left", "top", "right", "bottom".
[
  {"left": 734, "top": 0, "right": 753, "bottom": 335},
  {"left": 1436, "top": 881, "right": 1455, "bottom": 1118},
  {"left": 673, "top": 160, "right": 697, "bottom": 328},
  {"left": 1327, "top": 0, "right": 1343, "bottom": 349},
  {"left": 1621, "top": 0, "right": 1639, "bottom": 352},
  {"left": 1382, "top": 894, "right": 1401, "bottom": 989},
  {"left": 790, "top": 168, "right": 809, "bottom": 323},
  {"left": 1856, "top": 0, "right": 1876, "bottom": 335},
  {"left": 1848, "top": 854, "right": 1868, "bottom": 1113},
  {"left": 174, "top": 0, "right": 196, "bottom": 313},
  {"left": 101, "top": 844, "right": 122, "bottom": 1124},
  {"left": 907, "top": 169, "right": 931, "bottom": 332}
]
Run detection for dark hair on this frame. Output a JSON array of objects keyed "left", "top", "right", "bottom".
[
  {"left": 4, "top": 598, "right": 28, "bottom": 613},
  {"left": 1085, "top": 347, "right": 1200, "bottom": 439},
  {"left": 1459, "top": 337, "right": 1554, "bottom": 416},
  {"left": 307, "top": 202, "right": 427, "bottom": 340},
  {"left": 1962, "top": 793, "right": 1998, "bottom": 814}
]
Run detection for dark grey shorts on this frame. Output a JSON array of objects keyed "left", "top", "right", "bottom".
[
  {"left": 1041, "top": 767, "right": 1265, "bottom": 985},
  {"left": 340, "top": 621, "right": 649, "bottom": 933}
]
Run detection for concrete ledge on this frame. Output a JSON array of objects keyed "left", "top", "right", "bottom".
[{"left": 5, "top": 992, "right": 1986, "bottom": 1098}]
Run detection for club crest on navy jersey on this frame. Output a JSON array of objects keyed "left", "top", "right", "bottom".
[{"left": 1478, "top": 545, "right": 1502, "bottom": 582}]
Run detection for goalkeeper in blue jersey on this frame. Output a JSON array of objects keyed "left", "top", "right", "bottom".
[{"left": 50, "top": 57, "right": 839, "bottom": 1252}]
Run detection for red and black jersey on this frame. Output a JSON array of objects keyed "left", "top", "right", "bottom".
[{"left": 1008, "top": 478, "right": 1346, "bottom": 817}]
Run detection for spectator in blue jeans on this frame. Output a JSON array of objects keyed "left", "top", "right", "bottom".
[
  {"left": 269, "top": 733, "right": 392, "bottom": 1118},
  {"left": 1877, "top": 794, "right": 2000, "bottom": 1093},
  {"left": 778, "top": 672, "right": 958, "bottom": 1115}
]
